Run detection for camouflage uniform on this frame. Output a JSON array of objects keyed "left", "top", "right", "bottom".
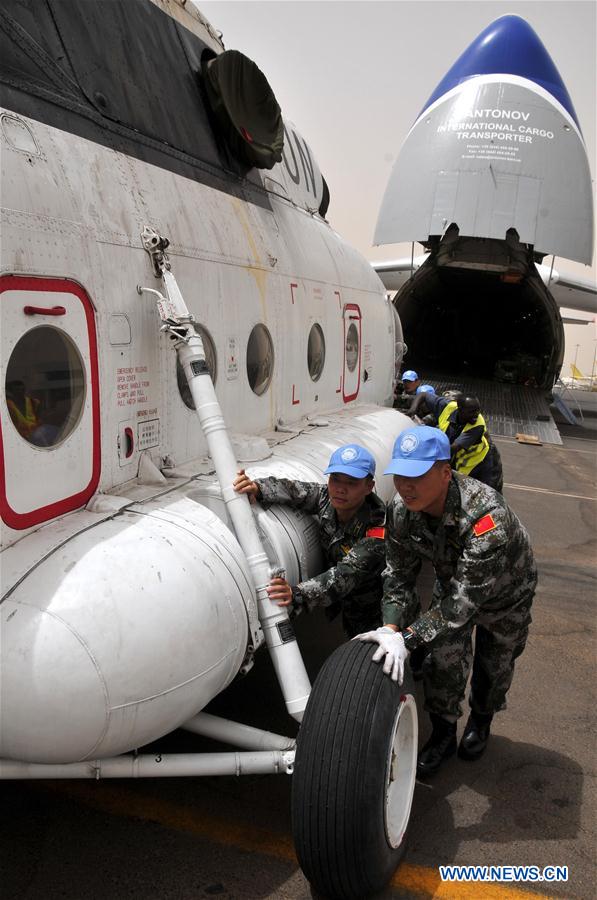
[
  {"left": 393, "top": 391, "right": 416, "bottom": 412},
  {"left": 383, "top": 473, "right": 537, "bottom": 720},
  {"left": 256, "top": 477, "right": 386, "bottom": 637}
]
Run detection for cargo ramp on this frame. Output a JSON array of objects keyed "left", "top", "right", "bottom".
[{"left": 423, "top": 374, "right": 562, "bottom": 444}]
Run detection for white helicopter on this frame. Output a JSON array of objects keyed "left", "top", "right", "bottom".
[
  {"left": 1, "top": 1, "right": 414, "bottom": 898},
  {"left": 2, "top": 3, "right": 593, "bottom": 898}
]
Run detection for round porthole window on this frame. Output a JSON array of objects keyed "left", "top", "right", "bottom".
[
  {"left": 177, "top": 325, "right": 217, "bottom": 410},
  {"left": 308, "top": 323, "right": 325, "bottom": 382},
  {"left": 247, "top": 323, "right": 274, "bottom": 396},
  {"left": 5, "top": 326, "right": 85, "bottom": 448},
  {"left": 345, "top": 321, "right": 359, "bottom": 373}
]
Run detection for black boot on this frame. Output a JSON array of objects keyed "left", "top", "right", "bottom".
[
  {"left": 417, "top": 714, "right": 457, "bottom": 777},
  {"left": 458, "top": 712, "right": 493, "bottom": 760}
]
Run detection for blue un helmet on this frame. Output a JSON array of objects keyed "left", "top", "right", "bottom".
[
  {"left": 416, "top": 384, "right": 435, "bottom": 395},
  {"left": 324, "top": 444, "right": 376, "bottom": 479},
  {"left": 401, "top": 370, "right": 419, "bottom": 383},
  {"left": 384, "top": 426, "right": 450, "bottom": 477}
]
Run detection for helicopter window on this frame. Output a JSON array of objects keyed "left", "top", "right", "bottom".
[
  {"left": 345, "top": 322, "right": 359, "bottom": 373},
  {"left": 307, "top": 323, "right": 325, "bottom": 382},
  {"left": 5, "top": 326, "right": 85, "bottom": 448},
  {"left": 247, "top": 324, "right": 274, "bottom": 396},
  {"left": 176, "top": 325, "right": 217, "bottom": 410}
]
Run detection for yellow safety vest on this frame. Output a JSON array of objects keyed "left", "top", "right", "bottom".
[
  {"left": 7, "top": 396, "right": 40, "bottom": 439},
  {"left": 438, "top": 401, "right": 489, "bottom": 476}
]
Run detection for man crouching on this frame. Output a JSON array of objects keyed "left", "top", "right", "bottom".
[
  {"left": 234, "top": 444, "right": 386, "bottom": 637},
  {"left": 357, "top": 426, "right": 537, "bottom": 776}
]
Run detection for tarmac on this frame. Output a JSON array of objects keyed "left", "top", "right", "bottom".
[{"left": 1, "top": 418, "right": 595, "bottom": 900}]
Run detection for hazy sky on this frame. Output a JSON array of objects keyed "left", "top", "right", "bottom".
[{"left": 200, "top": 0, "right": 597, "bottom": 373}]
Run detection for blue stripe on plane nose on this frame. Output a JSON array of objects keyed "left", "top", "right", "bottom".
[{"left": 420, "top": 14, "right": 580, "bottom": 130}]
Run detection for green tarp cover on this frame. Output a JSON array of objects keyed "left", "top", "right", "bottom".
[{"left": 203, "top": 50, "right": 284, "bottom": 170}]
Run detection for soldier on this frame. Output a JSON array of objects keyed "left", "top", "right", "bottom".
[
  {"left": 357, "top": 426, "right": 537, "bottom": 776},
  {"left": 233, "top": 444, "right": 386, "bottom": 637},
  {"left": 404, "top": 384, "right": 439, "bottom": 424},
  {"left": 393, "top": 369, "right": 422, "bottom": 410},
  {"left": 416, "top": 384, "right": 436, "bottom": 396},
  {"left": 402, "top": 370, "right": 422, "bottom": 395}
]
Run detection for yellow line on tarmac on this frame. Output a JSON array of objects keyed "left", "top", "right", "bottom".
[
  {"left": 42, "top": 781, "right": 298, "bottom": 859},
  {"left": 41, "top": 782, "right": 555, "bottom": 899}
]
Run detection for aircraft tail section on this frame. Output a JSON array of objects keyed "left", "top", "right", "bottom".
[{"left": 375, "top": 15, "right": 594, "bottom": 264}]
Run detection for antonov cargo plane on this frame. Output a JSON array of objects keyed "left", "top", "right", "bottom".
[{"left": 373, "top": 15, "right": 595, "bottom": 415}]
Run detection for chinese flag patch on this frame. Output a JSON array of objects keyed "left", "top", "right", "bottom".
[
  {"left": 473, "top": 514, "right": 497, "bottom": 537},
  {"left": 366, "top": 526, "right": 385, "bottom": 539}
]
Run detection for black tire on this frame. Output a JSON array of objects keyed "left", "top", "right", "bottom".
[{"left": 291, "top": 639, "right": 418, "bottom": 900}]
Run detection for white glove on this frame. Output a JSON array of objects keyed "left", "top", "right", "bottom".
[{"left": 356, "top": 626, "right": 410, "bottom": 684}]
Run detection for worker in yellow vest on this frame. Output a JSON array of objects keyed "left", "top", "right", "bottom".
[
  {"left": 409, "top": 391, "right": 503, "bottom": 492},
  {"left": 6, "top": 380, "right": 41, "bottom": 441}
]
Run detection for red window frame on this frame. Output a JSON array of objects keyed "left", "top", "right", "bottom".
[
  {"left": 0, "top": 275, "right": 101, "bottom": 530},
  {"left": 342, "top": 303, "right": 362, "bottom": 403}
]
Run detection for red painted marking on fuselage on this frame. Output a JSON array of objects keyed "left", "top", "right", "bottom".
[{"left": 0, "top": 275, "right": 101, "bottom": 530}]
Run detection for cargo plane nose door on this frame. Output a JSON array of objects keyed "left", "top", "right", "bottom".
[
  {"left": 342, "top": 303, "right": 362, "bottom": 403},
  {"left": 0, "top": 276, "right": 100, "bottom": 530}
]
